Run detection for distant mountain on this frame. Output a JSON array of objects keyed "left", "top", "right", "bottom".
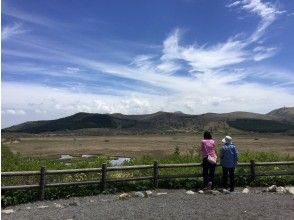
[
  {"left": 3, "top": 107, "right": 294, "bottom": 134},
  {"left": 267, "top": 107, "right": 294, "bottom": 123}
]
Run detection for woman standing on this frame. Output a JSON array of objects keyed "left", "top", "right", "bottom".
[
  {"left": 220, "top": 136, "right": 238, "bottom": 192},
  {"left": 201, "top": 131, "right": 217, "bottom": 189}
]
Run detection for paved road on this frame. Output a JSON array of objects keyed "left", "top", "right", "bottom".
[{"left": 2, "top": 189, "right": 294, "bottom": 220}]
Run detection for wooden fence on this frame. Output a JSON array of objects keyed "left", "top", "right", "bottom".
[{"left": 2, "top": 161, "right": 294, "bottom": 200}]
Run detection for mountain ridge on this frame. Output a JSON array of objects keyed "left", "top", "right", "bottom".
[{"left": 3, "top": 107, "right": 294, "bottom": 134}]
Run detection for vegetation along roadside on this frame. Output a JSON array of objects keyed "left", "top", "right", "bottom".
[{"left": 1, "top": 146, "right": 294, "bottom": 207}]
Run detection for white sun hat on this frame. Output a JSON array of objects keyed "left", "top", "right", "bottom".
[{"left": 222, "top": 136, "right": 232, "bottom": 144}]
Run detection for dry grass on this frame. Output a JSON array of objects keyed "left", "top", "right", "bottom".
[{"left": 3, "top": 134, "right": 294, "bottom": 158}]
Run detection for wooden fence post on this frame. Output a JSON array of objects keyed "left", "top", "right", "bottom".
[
  {"left": 250, "top": 160, "right": 256, "bottom": 182},
  {"left": 39, "top": 166, "right": 46, "bottom": 200},
  {"left": 153, "top": 161, "right": 159, "bottom": 188},
  {"left": 101, "top": 163, "right": 107, "bottom": 192}
]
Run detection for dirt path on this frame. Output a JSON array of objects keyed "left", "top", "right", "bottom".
[{"left": 2, "top": 189, "right": 294, "bottom": 220}]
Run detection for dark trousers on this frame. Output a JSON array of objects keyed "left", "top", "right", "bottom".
[
  {"left": 222, "top": 167, "right": 235, "bottom": 191},
  {"left": 202, "top": 157, "right": 216, "bottom": 188}
]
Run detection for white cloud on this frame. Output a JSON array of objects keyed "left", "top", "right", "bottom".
[
  {"left": 229, "top": 0, "right": 285, "bottom": 42},
  {"left": 152, "top": 1, "right": 284, "bottom": 72},
  {"left": 64, "top": 67, "right": 82, "bottom": 74},
  {"left": 35, "top": 109, "right": 47, "bottom": 114},
  {"left": 2, "top": 5, "right": 56, "bottom": 27},
  {"left": 245, "top": 67, "right": 294, "bottom": 86},
  {"left": 131, "top": 55, "right": 154, "bottom": 70},
  {"left": 2, "top": 1, "right": 281, "bottom": 89},
  {"left": 2, "top": 23, "right": 26, "bottom": 41},
  {"left": 131, "top": 54, "right": 181, "bottom": 75},
  {"left": 2, "top": 109, "right": 26, "bottom": 115},
  {"left": 1, "top": 0, "right": 292, "bottom": 128},
  {"left": 253, "top": 46, "right": 277, "bottom": 61},
  {"left": 227, "top": 1, "right": 242, "bottom": 8},
  {"left": 161, "top": 29, "right": 182, "bottom": 60},
  {"left": 157, "top": 29, "right": 275, "bottom": 73},
  {"left": 156, "top": 61, "right": 181, "bottom": 74},
  {"left": 2, "top": 71, "right": 294, "bottom": 127}
]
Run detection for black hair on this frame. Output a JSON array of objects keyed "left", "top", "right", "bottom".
[{"left": 203, "top": 131, "right": 212, "bottom": 140}]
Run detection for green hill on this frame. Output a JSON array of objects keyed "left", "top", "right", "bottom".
[
  {"left": 227, "top": 118, "right": 294, "bottom": 133},
  {"left": 3, "top": 107, "right": 294, "bottom": 134},
  {"left": 267, "top": 107, "right": 294, "bottom": 122}
]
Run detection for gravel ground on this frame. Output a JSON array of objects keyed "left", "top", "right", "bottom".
[{"left": 2, "top": 188, "right": 294, "bottom": 220}]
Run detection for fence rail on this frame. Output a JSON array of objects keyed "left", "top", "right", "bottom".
[{"left": 2, "top": 161, "right": 294, "bottom": 200}]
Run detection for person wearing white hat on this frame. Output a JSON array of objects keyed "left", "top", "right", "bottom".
[{"left": 220, "top": 135, "right": 238, "bottom": 192}]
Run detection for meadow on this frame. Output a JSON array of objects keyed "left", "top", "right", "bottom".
[
  {"left": 3, "top": 133, "right": 294, "bottom": 159},
  {"left": 2, "top": 134, "right": 294, "bottom": 206}
]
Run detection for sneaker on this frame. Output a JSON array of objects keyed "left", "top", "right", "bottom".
[{"left": 222, "top": 189, "right": 230, "bottom": 194}]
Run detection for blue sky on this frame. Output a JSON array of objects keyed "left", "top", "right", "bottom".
[{"left": 2, "top": 0, "right": 294, "bottom": 128}]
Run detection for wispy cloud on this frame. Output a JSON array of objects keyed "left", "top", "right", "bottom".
[
  {"left": 2, "top": 78, "right": 293, "bottom": 127},
  {"left": 252, "top": 46, "right": 277, "bottom": 61},
  {"left": 64, "top": 67, "right": 83, "bottom": 74},
  {"left": 137, "top": 1, "right": 285, "bottom": 73},
  {"left": 2, "top": 109, "right": 26, "bottom": 115},
  {"left": 160, "top": 30, "right": 249, "bottom": 72},
  {"left": 1, "top": 7, "right": 285, "bottom": 91},
  {"left": 1, "top": 0, "right": 293, "bottom": 128},
  {"left": 2, "top": 23, "right": 26, "bottom": 40},
  {"left": 228, "top": 0, "right": 285, "bottom": 42},
  {"left": 2, "top": 4, "right": 56, "bottom": 27},
  {"left": 137, "top": 27, "right": 276, "bottom": 74},
  {"left": 227, "top": 1, "right": 242, "bottom": 8},
  {"left": 244, "top": 66, "right": 294, "bottom": 87}
]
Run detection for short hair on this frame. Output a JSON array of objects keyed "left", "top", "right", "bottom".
[{"left": 203, "top": 131, "right": 212, "bottom": 140}]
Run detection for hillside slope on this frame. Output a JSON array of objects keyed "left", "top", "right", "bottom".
[
  {"left": 3, "top": 107, "right": 294, "bottom": 134},
  {"left": 267, "top": 107, "right": 294, "bottom": 122}
]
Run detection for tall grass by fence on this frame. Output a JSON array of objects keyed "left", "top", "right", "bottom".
[
  {"left": 2, "top": 145, "right": 294, "bottom": 206},
  {"left": 2, "top": 161, "right": 294, "bottom": 201}
]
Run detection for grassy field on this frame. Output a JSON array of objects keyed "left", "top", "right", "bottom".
[
  {"left": 2, "top": 134, "right": 294, "bottom": 158},
  {"left": 2, "top": 135, "right": 294, "bottom": 207}
]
